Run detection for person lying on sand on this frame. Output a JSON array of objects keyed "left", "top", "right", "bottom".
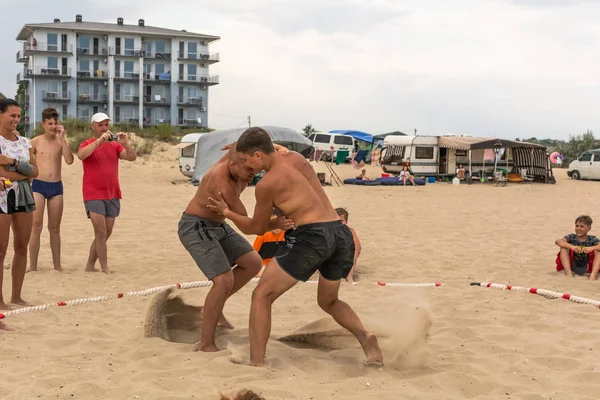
[
  {"left": 555, "top": 215, "right": 600, "bottom": 280},
  {"left": 178, "top": 141, "right": 294, "bottom": 352},
  {"left": 207, "top": 127, "right": 383, "bottom": 367}
]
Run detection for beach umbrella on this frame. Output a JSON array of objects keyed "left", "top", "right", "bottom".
[{"left": 550, "top": 152, "right": 563, "bottom": 164}]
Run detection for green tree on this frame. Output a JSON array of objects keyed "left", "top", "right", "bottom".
[
  {"left": 0, "top": 93, "right": 5, "bottom": 99},
  {"left": 556, "top": 130, "right": 599, "bottom": 165},
  {"left": 302, "top": 124, "right": 317, "bottom": 137}
]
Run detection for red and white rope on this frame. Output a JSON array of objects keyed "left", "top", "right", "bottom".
[
  {"left": 0, "top": 278, "right": 441, "bottom": 321},
  {"left": 471, "top": 282, "right": 600, "bottom": 308}
]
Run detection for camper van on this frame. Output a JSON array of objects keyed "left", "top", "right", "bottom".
[
  {"left": 307, "top": 131, "right": 354, "bottom": 161},
  {"left": 567, "top": 149, "right": 600, "bottom": 180},
  {"left": 380, "top": 135, "right": 513, "bottom": 177},
  {"left": 176, "top": 133, "right": 206, "bottom": 177}
]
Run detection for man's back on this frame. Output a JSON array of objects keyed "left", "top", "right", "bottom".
[
  {"left": 32, "top": 135, "right": 63, "bottom": 182},
  {"left": 261, "top": 152, "right": 339, "bottom": 227}
]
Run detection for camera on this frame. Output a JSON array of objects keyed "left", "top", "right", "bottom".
[{"left": 107, "top": 132, "right": 118, "bottom": 142}]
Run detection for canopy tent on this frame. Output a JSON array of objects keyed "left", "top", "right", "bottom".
[
  {"left": 190, "top": 126, "right": 314, "bottom": 186},
  {"left": 438, "top": 136, "right": 553, "bottom": 183},
  {"left": 329, "top": 130, "right": 373, "bottom": 143}
]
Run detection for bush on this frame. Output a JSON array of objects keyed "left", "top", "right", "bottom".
[{"left": 129, "top": 136, "right": 157, "bottom": 157}]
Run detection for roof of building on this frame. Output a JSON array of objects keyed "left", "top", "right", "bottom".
[{"left": 16, "top": 19, "right": 220, "bottom": 42}]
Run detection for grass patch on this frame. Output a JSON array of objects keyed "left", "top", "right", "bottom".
[{"left": 28, "top": 118, "right": 213, "bottom": 154}]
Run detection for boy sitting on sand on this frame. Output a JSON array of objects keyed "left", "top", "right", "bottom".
[
  {"left": 335, "top": 207, "right": 361, "bottom": 285},
  {"left": 355, "top": 169, "right": 369, "bottom": 180},
  {"left": 555, "top": 215, "right": 600, "bottom": 279},
  {"left": 252, "top": 208, "right": 287, "bottom": 277}
]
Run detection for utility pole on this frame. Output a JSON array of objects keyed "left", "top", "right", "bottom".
[{"left": 247, "top": 116, "right": 251, "bottom": 127}]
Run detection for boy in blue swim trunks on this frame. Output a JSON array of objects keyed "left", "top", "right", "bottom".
[{"left": 27, "top": 107, "right": 74, "bottom": 272}]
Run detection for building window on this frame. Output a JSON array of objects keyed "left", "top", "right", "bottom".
[
  {"left": 79, "top": 82, "right": 91, "bottom": 96},
  {"left": 123, "top": 83, "right": 136, "bottom": 101},
  {"left": 456, "top": 149, "right": 468, "bottom": 157},
  {"left": 124, "top": 61, "right": 134, "bottom": 77},
  {"left": 415, "top": 147, "right": 434, "bottom": 159},
  {"left": 154, "top": 107, "right": 166, "bottom": 120},
  {"left": 187, "top": 108, "right": 197, "bottom": 120},
  {"left": 62, "top": 104, "right": 68, "bottom": 118},
  {"left": 79, "top": 59, "right": 90, "bottom": 73},
  {"left": 155, "top": 64, "right": 165, "bottom": 74},
  {"left": 47, "top": 33, "right": 58, "bottom": 51},
  {"left": 48, "top": 80, "right": 59, "bottom": 95},
  {"left": 187, "top": 42, "right": 197, "bottom": 59},
  {"left": 146, "top": 41, "right": 152, "bottom": 57},
  {"left": 79, "top": 37, "right": 90, "bottom": 53},
  {"left": 79, "top": 106, "right": 91, "bottom": 119},
  {"left": 48, "top": 57, "right": 58, "bottom": 70},
  {"left": 187, "top": 87, "right": 197, "bottom": 100},
  {"left": 187, "top": 64, "right": 197, "bottom": 81},
  {"left": 124, "top": 38, "right": 135, "bottom": 55},
  {"left": 124, "top": 106, "right": 135, "bottom": 121},
  {"left": 156, "top": 41, "right": 165, "bottom": 53}
]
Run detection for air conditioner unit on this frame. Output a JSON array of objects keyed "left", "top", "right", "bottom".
[
  {"left": 103, "top": 35, "right": 108, "bottom": 40},
  {"left": 200, "top": 107, "right": 206, "bottom": 112},
  {"left": 200, "top": 85, "right": 207, "bottom": 90},
  {"left": 104, "top": 58, "right": 108, "bottom": 63},
  {"left": 103, "top": 81, "right": 108, "bottom": 86},
  {"left": 104, "top": 104, "right": 107, "bottom": 109},
  {"left": 201, "top": 63, "right": 206, "bottom": 68}
]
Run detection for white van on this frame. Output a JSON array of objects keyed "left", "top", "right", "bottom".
[
  {"left": 307, "top": 132, "right": 354, "bottom": 161},
  {"left": 567, "top": 149, "right": 600, "bottom": 180},
  {"left": 175, "top": 133, "right": 206, "bottom": 177}
]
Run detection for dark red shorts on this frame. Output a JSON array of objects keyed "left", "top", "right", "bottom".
[{"left": 556, "top": 250, "right": 595, "bottom": 273}]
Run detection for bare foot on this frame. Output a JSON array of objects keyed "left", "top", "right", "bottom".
[
  {"left": 53, "top": 266, "right": 64, "bottom": 272},
  {"left": 102, "top": 267, "right": 111, "bottom": 275},
  {"left": 360, "top": 332, "right": 384, "bottom": 365},
  {"left": 26, "top": 267, "right": 37, "bottom": 273},
  {"left": 11, "top": 298, "right": 30, "bottom": 307},
  {"left": 218, "top": 313, "right": 234, "bottom": 329},
  {"left": 193, "top": 342, "right": 220, "bottom": 352},
  {"left": 0, "top": 302, "right": 9, "bottom": 311},
  {"left": 85, "top": 265, "right": 99, "bottom": 272}
]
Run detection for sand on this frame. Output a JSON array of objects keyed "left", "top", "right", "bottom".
[{"left": 1, "top": 147, "right": 600, "bottom": 400}]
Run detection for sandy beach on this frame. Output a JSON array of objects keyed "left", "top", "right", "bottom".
[{"left": 2, "top": 147, "right": 600, "bottom": 400}]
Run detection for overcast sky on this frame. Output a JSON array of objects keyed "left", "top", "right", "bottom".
[{"left": 1, "top": 0, "right": 599, "bottom": 139}]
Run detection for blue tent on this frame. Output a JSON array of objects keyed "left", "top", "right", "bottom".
[{"left": 329, "top": 130, "right": 373, "bottom": 143}]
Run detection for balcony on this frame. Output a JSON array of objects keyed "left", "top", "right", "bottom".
[
  {"left": 78, "top": 93, "right": 108, "bottom": 104},
  {"left": 42, "top": 91, "right": 71, "bottom": 102},
  {"left": 114, "top": 70, "right": 140, "bottom": 81},
  {"left": 178, "top": 118, "right": 203, "bottom": 127},
  {"left": 24, "top": 42, "right": 73, "bottom": 55},
  {"left": 77, "top": 70, "right": 108, "bottom": 80},
  {"left": 25, "top": 67, "right": 71, "bottom": 78},
  {"left": 114, "top": 94, "right": 140, "bottom": 104},
  {"left": 145, "top": 51, "right": 172, "bottom": 60},
  {"left": 16, "top": 72, "right": 28, "bottom": 84},
  {"left": 177, "top": 52, "right": 220, "bottom": 64},
  {"left": 109, "top": 47, "right": 144, "bottom": 57},
  {"left": 177, "top": 96, "right": 203, "bottom": 107},
  {"left": 16, "top": 50, "right": 27, "bottom": 63},
  {"left": 77, "top": 47, "right": 108, "bottom": 56},
  {"left": 143, "top": 72, "right": 172, "bottom": 83},
  {"left": 144, "top": 95, "right": 170, "bottom": 105},
  {"left": 114, "top": 118, "right": 140, "bottom": 125},
  {"left": 177, "top": 74, "right": 219, "bottom": 86},
  {"left": 144, "top": 118, "right": 171, "bottom": 126}
]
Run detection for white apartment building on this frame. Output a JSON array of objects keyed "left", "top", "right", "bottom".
[{"left": 16, "top": 14, "right": 219, "bottom": 134}]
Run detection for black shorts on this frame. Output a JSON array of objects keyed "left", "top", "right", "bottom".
[{"left": 274, "top": 220, "right": 355, "bottom": 282}]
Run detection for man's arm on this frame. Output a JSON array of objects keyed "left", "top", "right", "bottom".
[
  {"left": 78, "top": 138, "right": 100, "bottom": 160},
  {"left": 118, "top": 133, "right": 137, "bottom": 161},
  {"left": 210, "top": 181, "right": 275, "bottom": 235}
]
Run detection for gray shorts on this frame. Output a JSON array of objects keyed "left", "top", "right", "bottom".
[
  {"left": 84, "top": 199, "right": 121, "bottom": 218},
  {"left": 177, "top": 212, "right": 254, "bottom": 280}
]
